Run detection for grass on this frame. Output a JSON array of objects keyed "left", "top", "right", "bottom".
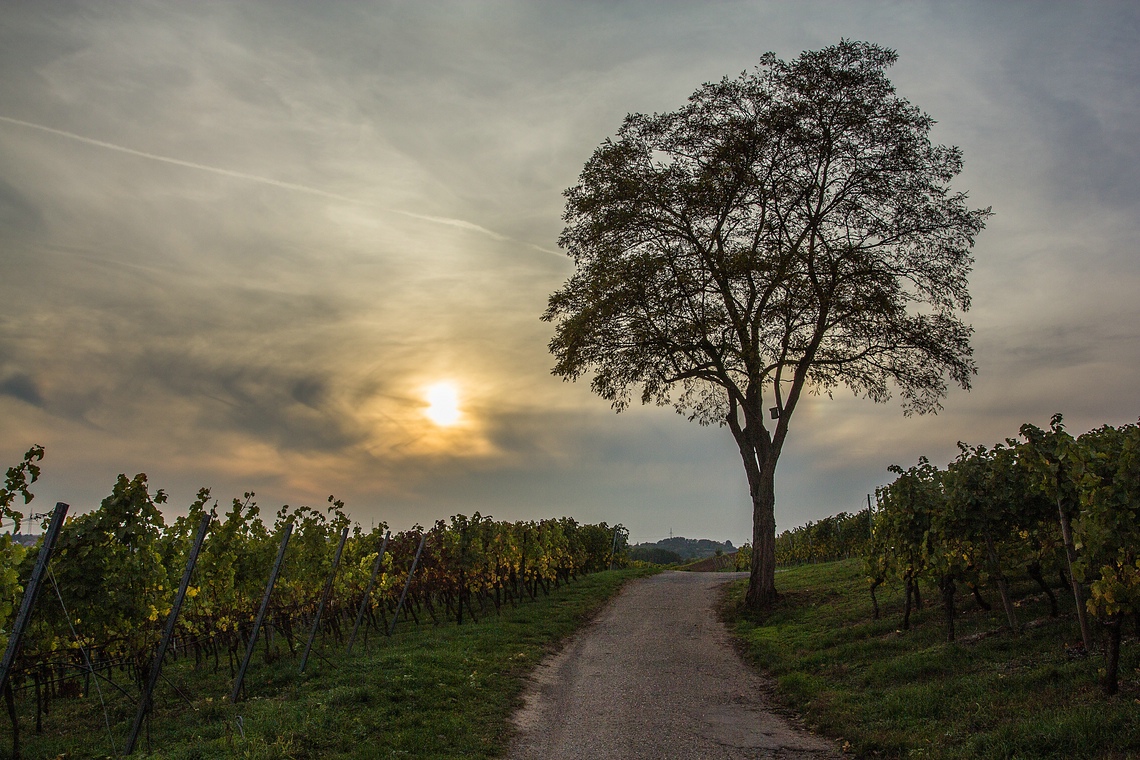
[
  {"left": 6, "top": 568, "right": 654, "bottom": 759},
  {"left": 722, "top": 559, "right": 1140, "bottom": 759}
]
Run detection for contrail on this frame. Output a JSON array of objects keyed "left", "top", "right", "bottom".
[
  {"left": 393, "top": 210, "right": 508, "bottom": 241},
  {"left": 0, "top": 114, "right": 535, "bottom": 248},
  {"left": 0, "top": 114, "right": 369, "bottom": 205}
]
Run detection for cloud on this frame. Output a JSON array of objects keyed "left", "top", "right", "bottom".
[
  {"left": 0, "top": 115, "right": 540, "bottom": 251},
  {"left": 0, "top": 1, "right": 1137, "bottom": 544},
  {"left": 0, "top": 176, "right": 44, "bottom": 236},
  {"left": 0, "top": 373, "right": 43, "bottom": 407}
]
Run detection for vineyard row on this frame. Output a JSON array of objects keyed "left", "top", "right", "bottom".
[
  {"left": 734, "top": 415, "right": 1138, "bottom": 697},
  {"left": 0, "top": 450, "right": 627, "bottom": 755}
]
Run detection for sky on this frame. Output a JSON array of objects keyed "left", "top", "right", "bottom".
[{"left": 1, "top": 1, "right": 1138, "bottom": 546}]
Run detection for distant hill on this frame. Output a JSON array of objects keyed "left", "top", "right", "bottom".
[
  {"left": 682, "top": 552, "right": 739, "bottom": 572},
  {"left": 630, "top": 536, "right": 734, "bottom": 564}
]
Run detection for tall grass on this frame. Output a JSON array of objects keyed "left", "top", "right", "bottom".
[{"left": 722, "top": 559, "right": 1139, "bottom": 759}]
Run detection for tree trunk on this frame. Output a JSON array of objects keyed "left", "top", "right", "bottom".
[
  {"left": 1027, "top": 562, "right": 1058, "bottom": 617},
  {"left": 985, "top": 533, "right": 1019, "bottom": 633},
  {"left": 869, "top": 577, "right": 882, "bottom": 620},
  {"left": 1102, "top": 614, "right": 1123, "bottom": 696},
  {"left": 5, "top": 679, "right": 19, "bottom": 760},
  {"left": 744, "top": 457, "right": 778, "bottom": 608},
  {"left": 967, "top": 582, "right": 992, "bottom": 611},
  {"left": 902, "top": 573, "right": 915, "bottom": 631},
  {"left": 940, "top": 575, "right": 956, "bottom": 642}
]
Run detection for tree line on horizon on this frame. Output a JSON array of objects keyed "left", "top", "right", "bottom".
[{"left": 629, "top": 536, "right": 735, "bottom": 565}]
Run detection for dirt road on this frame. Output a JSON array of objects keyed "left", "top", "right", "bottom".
[{"left": 509, "top": 571, "right": 838, "bottom": 760}]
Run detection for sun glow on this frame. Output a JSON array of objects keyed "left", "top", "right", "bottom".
[{"left": 423, "top": 382, "right": 461, "bottom": 427}]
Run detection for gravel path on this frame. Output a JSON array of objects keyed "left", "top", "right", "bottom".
[{"left": 508, "top": 571, "right": 839, "bottom": 760}]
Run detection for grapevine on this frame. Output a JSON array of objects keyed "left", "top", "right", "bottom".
[{"left": 0, "top": 451, "right": 627, "bottom": 754}]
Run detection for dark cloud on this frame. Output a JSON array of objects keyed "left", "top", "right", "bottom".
[
  {"left": 0, "top": 373, "right": 43, "bottom": 407},
  {"left": 995, "top": 4, "right": 1140, "bottom": 211},
  {"left": 290, "top": 377, "right": 326, "bottom": 408},
  {"left": 0, "top": 1, "right": 1138, "bottom": 541},
  {"left": 0, "top": 177, "right": 44, "bottom": 235}
]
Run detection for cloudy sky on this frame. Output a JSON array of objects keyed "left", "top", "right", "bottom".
[{"left": 1, "top": 1, "right": 1137, "bottom": 545}]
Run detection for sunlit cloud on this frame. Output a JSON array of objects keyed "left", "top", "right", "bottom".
[
  {"left": 0, "top": 1, "right": 1137, "bottom": 544},
  {"left": 0, "top": 114, "right": 539, "bottom": 252}
]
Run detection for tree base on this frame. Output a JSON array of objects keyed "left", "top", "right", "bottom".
[{"left": 744, "top": 583, "right": 779, "bottom": 610}]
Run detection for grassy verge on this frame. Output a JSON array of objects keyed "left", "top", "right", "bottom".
[
  {"left": 722, "top": 559, "right": 1140, "bottom": 759},
  {"left": 9, "top": 568, "right": 654, "bottom": 759}
]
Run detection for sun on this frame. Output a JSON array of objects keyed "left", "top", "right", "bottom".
[{"left": 423, "top": 382, "right": 461, "bottom": 427}]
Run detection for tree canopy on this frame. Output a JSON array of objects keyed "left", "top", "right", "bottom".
[{"left": 545, "top": 40, "right": 989, "bottom": 607}]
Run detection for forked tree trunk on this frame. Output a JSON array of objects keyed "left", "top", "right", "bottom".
[
  {"left": 745, "top": 457, "right": 778, "bottom": 608},
  {"left": 729, "top": 390, "right": 786, "bottom": 611}
]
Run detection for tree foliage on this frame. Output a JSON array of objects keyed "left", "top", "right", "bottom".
[{"left": 545, "top": 40, "right": 988, "bottom": 607}]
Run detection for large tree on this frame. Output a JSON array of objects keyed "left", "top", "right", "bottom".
[{"left": 544, "top": 40, "right": 989, "bottom": 608}]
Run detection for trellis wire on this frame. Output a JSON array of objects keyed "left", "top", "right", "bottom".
[
  {"left": 125, "top": 511, "right": 211, "bottom": 755},
  {"left": 348, "top": 530, "right": 389, "bottom": 654},
  {"left": 299, "top": 525, "right": 350, "bottom": 674},
  {"left": 231, "top": 522, "right": 292, "bottom": 703},
  {"left": 47, "top": 567, "right": 118, "bottom": 756},
  {"left": 389, "top": 534, "right": 426, "bottom": 636},
  {"left": 0, "top": 502, "right": 69, "bottom": 696}
]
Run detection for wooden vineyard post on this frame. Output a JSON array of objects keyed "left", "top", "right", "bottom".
[
  {"left": 231, "top": 522, "right": 293, "bottom": 703},
  {"left": 126, "top": 511, "right": 211, "bottom": 755},
  {"left": 607, "top": 527, "right": 619, "bottom": 571},
  {"left": 0, "top": 502, "right": 68, "bottom": 695},
  {"left": 347, "top": 531, "right": 389, "bottom": 654},
  {"left": 389, "top": 534, "right": 426, "bottom": 636},
  {"left": 299, "top": 525, "right": 350, "bottom": 674}
]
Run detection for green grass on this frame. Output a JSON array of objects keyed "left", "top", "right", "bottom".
[
  {"left": 7, "top": 568, "right": 654, "bottom": 759},
  {"left": 722, "top": 560, "right": 1140, "bottom": 759}
]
